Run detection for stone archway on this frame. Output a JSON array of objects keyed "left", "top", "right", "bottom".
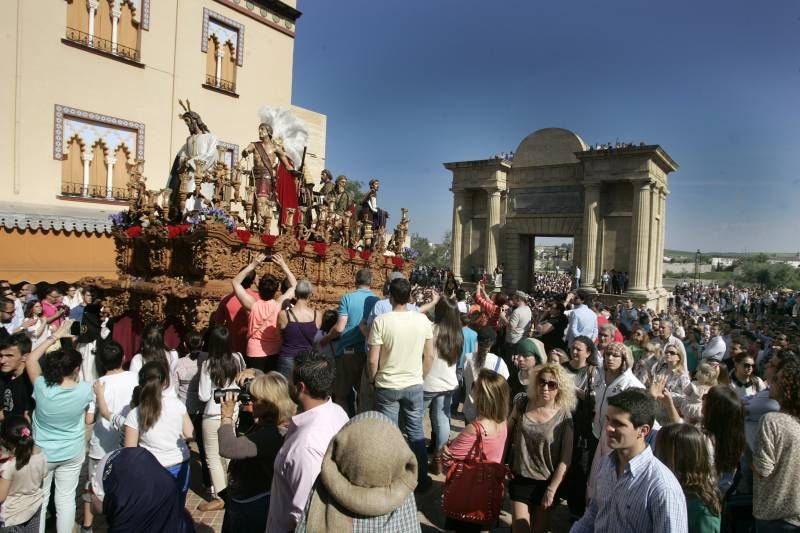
[{"left": 445, "top": 127, "right": 678, "bottom": 309}]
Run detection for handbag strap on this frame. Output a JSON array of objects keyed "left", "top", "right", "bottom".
[
  {"left": 493, "top": 355, "right": 501, "bottom": 373},
  {"left": 467, "top": 421, "right": 488, "bottom": 463}
]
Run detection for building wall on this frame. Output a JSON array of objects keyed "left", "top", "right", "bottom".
[{"left": 1, "top": 0, "right": 316, "bottom": 211}]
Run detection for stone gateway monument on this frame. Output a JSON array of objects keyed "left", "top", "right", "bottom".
[{"left": 445, "top": 128, "right": 678, "bottom": 309}]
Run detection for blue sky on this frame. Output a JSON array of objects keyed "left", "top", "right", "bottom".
[{"left": 291, "top": 0, "right": 800, "bottom": 253}]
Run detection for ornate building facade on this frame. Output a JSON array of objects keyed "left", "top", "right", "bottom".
[
  {"left": 0, "top": 0, "right": 326, "bottom": 283},
  {"left": 446, "top": 128, "right": 678, "bottom": 309}
]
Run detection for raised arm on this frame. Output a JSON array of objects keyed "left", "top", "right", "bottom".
[
  {"left": 232, "top": 253, "right": 266, "bottom": 311},
  {"left": 26, "top": 320, "right": 73, "bottom": 383},
  {"left": 272, "top": 253, "right": 297, "bottom": 304}
]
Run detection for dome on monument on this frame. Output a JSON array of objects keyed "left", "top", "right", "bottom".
[{"left": 512, "top": 128, "right": 589, "bottom": 167}]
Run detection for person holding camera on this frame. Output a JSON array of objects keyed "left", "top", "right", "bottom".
[
  {"left": 197, "top": 325, "right": 246, "bottom": 512},
  {"left": 218, "top": 370, "right": 295, "bottom": 533}
]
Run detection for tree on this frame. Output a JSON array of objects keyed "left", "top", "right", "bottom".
[
  {"left": 344, "top": 179, "right": 365, "bottom": 206},
  {"left": 410, "top": 231, "right": 451, "bottom": 268}
]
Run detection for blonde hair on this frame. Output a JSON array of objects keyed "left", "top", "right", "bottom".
[
  {"left": 694, "top": 363, "right": 719, "bottom": 386},
  {"left": 644, "top": 342, "right": 661, "bottom": 356},
  {"left": 527, "top": 363, "right": 577, "bottom": 413},
  {"left": 473, "top": 369, "right": 510, "bottom": 423},
  {"left": 663, "top": 345, "right": 687, "bottom": 375},
  {"left": 248, "top": 371, "right": 296, "bottom": 425}
]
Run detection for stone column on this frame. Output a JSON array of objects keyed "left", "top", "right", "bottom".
[
  {"left": 485, "top": 188, "right": 502, "bottom": 274},
  {"left": 105, "top": 155, "right": 117, "bottom": 199},
  {"left": 87, "top": 0, "right": 99, "bottom": 46},
  {"left": 451, "top": 189, "right": 465, "bottom": 281},
  {"left": 581, "top": 184, "right": 600, "bottom": 290},
  {"left": 627, "top": 180, "right": 652, "bottom": 294},
  {"left": 647, "top": 185, "right": 658, "bottom": 292},
  {"left": 215, "top": 47, "right": 224, "bottom": 86},
  {"left": 111, "top": 3, "right": 121, "bottom": 53},
  {"left": 81, "top": 149, "right": 93, "bottom": 197},
  {"left": 656, "top": 188, "right": 667, "bottom": 292}
]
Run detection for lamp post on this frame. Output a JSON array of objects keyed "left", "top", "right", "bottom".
[{"left": 694, "top": 249, "right": 701, "bottom": 282}]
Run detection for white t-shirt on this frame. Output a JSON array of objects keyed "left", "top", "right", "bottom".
[
  {"left": 197, "top": 353, "right": 245, "bottom": 417},
  {"left": 462, "top": 351, "right": 509, "bottom": 422},
  {"left": 129, "top": 350, "right": 179, "bottom": 376},
  {"left": 124, "top": 395, "right": 189, "bottom": 467},
  {"left": 423, "top": 325, "right": 459, "bottom": 393},
  {"left": 0, "top": 449, "right": 47, "bottom": 527},
  {"left": 89, "top": 371, "right": 139, "bottom": 459}
]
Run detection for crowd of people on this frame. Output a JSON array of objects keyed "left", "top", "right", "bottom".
[{"left": 0, "top": 270, "right": 799, "bottom": 533}]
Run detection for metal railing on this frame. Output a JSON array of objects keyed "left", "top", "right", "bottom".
[
  {"left": 61, "top": 181, "right": 130, "bottom": 201},
  {"left": 205, "top": 74, "right": 236, "bottom": 94},
  {"left": 65, "top": 27, "right": 140, "bottom": 62}
]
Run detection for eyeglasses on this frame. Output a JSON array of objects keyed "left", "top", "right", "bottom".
[
  {"left": 538, "top": 379, "right": 559, "bottom": 390},
  {"left": 665, "top": 350, "right": 679, "bottom": 355}
]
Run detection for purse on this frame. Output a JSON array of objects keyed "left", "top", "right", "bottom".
[{"left": 442, "top": 421, "right": 511, "bottom": 525}]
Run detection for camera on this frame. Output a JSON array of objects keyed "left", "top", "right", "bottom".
[{"left": 213, "top": 377, "right": 254, "bottom": 404}]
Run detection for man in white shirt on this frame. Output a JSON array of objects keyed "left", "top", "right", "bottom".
[
  {"left": 266, "top": 350, "right": 349, "bottom": 533},
  {"left": 368, "top": 277, "right": 435, "bottom": 492}
]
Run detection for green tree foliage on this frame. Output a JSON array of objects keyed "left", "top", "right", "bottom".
[
  {"left": 344, "top": 179, "right": 365, "bottom": 206},
  {"left": 737, "top": 257, "right": 800, "bottom": 289},
  {"left": 410, "top": 232, "right": 451, "bottom": 268}
]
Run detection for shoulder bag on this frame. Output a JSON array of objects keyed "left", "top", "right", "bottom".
[{"left": 442, "top": 421, "right": 511, "bottom": 526}]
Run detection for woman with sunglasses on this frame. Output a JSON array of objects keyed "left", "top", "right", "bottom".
[
  {"left": 506, "top": 363, "right": 576, "bottom": 533},
  {"left": 729, "top": 353, "right": 765, "bottom": 400}
]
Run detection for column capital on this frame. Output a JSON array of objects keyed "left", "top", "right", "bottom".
[
  {"left": 105, "top": 155, "right": 117, "bottom": 165},
  {"left": 111, "top": 6, "right": 122, "bottom": 18},
  {"left": 88, "top": 0, "right": 100, "bottom": 9},
  {"left": 215, "top": 47, "right": 225, "bottom": 59},
  {"left": 81, "top": 150, "right": 94, "bottom": 162},
  {"left": 483, "top": 187, "right": 502, "bottom": 197}
]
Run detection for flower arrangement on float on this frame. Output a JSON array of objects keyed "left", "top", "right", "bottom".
[{"left": 110, "top": 207, "right": 237, "bottom": 238}]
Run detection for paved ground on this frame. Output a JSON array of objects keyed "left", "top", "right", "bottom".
[{"left": 55, "top": 410, "right": 572, "bottom": 532}]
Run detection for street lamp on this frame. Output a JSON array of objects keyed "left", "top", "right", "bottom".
[{"left": 694, "top": 249, "right": 701, "bottom": 282}]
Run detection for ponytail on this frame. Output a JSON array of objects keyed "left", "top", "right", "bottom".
[
  {"left": 136, "top": 361, "right": 167, "bottom": 433},
  {"left": 2, "top": 416, "right": 34, "bottom": 469}
]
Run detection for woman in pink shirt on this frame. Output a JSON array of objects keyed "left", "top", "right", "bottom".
[
  {"left": 441, "top": 368, "right": 510, "bottom": 532},
  {"left": 474, "top": 281, "right": 508, "bottom": 331},
  {"left": 232, "top": 253, "right": 296, "bottom": 372}
]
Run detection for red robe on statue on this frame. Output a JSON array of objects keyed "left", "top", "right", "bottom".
[{"left": 275, "top": 162, "right": 300, "bottom": 226}]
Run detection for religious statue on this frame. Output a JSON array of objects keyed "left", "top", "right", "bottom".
[
  {"left": 167, "top": 100, "right": 219, "bottom": 221},
  {"left": 391, "top": 207, "right": 410, "bottom": 253},
  {"left": 359, "top": 178, "right": 389, "bottom": 231},
  {"left": 242, "top": 107, "right": 308, "bottom": 231},
  {"left": 332, "top": 175, "right": 353, "bottom": 214}
]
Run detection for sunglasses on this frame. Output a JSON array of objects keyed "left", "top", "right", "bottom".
[
  {"left": 538, "top": 379, "right": 559, "bottom": 390},
  {"left": 740, "top": 363, "right": 754, "bottom": 369},
  {"left": 665, "top": 351, "right": 679, "bottom": 355}
]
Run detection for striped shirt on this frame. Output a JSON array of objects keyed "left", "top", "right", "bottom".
[{"left": 571, "top": 446, "right": 688, "bottom": 533}]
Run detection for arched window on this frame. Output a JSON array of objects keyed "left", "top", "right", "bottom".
[
  {"left": 61, "top": 136, "right": 85, "bottom": 195},
  {"left": 89, "top": 141, "right": 108, "bottom": 196},
  {"left": 112, "top": 144, "right": 132, "bottom": 196},
  {"left": 206, "top": 35, "right": 219, "bottom": 87},
  {"left": 221, "top": 41, "right": 236, "bottom": 89},
  {"left": 117, "top": 1, "right": 139, "bottom": 56},
  {"left": 66, "top": 0, "right": 90, "bottom": 34},
  {"left": 94, "top": 0, "right": 113, "bottom": 51}
]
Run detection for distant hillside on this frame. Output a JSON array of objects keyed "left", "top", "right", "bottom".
[{"left": 665, "top": 249, "right": 799, "bottom": 259}]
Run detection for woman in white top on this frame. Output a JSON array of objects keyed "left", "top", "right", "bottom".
[
  {"left": 124, "top": 361, "right": 194, "bottom": 506},
  {"left": 23, "top": 301, "right": 50, "bottom": 349},
  {"left": 197, "top": 325, "right": 246, "bottom": 512},
  {"left": 587, "top": 341, "right": 645, "bottom": 499},
  {"left": 422, "top": 298, "right": 464, "bottom": 467},
  {"left": 128, "top": 322, "right": 179, "bottom": 379},
  {"left": 462, "top": 326, "right": 509, "bottom": 423}
]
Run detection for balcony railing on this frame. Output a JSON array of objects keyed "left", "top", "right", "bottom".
[
  {"left": 205, "top": 74, "right": 237, "bottom": 94},
  {"left": 65, "top": 27, "right": 140, "bottom": 62},
  {"left": 61, "top": 181, "right": 130, "bottom": 201}
]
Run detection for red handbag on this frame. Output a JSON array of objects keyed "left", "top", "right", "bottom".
[{"left": 442, "top": 421, "right": 511, "bottom": 525}]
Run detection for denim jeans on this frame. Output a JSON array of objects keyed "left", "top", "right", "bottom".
[
  {"left": 423, "top": 390, "right": 454, "bottom": 451},
  {"left": 276, "top": 356, "right": 295, "bottom": 381},
  {"left": 165, "top": 461, "right": 191, "bottom": 508},
  {"left": 373, "top": 384, "right": 428, "bottom": 484},
  {"left": 39, "top": 452, "right": 84, "bottom": 533}
]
